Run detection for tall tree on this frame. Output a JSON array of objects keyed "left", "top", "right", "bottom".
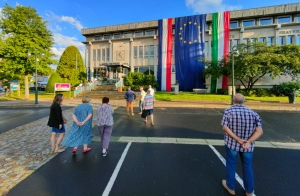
[
  {"left": 0, "top": 4, "right": 55, "bottom": 99},
  {"left": 56, "top": 46, "right": 86, "bottom": 87},
  {"left": 204, "top": 42, "right": 300, "bottom": 93}
]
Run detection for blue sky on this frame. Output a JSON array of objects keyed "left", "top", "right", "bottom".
[{"left": 2, "top": 0, "right": 300, "bottom": 64}]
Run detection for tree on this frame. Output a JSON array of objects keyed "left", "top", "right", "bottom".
[
  {"left": 46, "top": 72, "right": 62, "bottom": 93},
  {"left": 204, "top": 42, "right": 300, "bottom": 93},
  {"left": 56, "top": 46, "right": 86, "bottom": 87},
  {"left": 0, "top": 4, "right": 55, "bottom": 99}
]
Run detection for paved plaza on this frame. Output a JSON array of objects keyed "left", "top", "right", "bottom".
[{"left": 0, "top": 101, "right": 300, "bottom": 195}]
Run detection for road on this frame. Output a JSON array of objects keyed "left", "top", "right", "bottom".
[{"left": 3, "top": 107, "right": 300, "bottom": 196}]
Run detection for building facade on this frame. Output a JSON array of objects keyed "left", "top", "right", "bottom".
[{"left": 81, "top": 3, "right": 300, "bottom": 91}]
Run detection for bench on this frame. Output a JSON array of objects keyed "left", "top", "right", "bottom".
[{"left": 193, "top": 88, "right": 209, "bottom": 94}]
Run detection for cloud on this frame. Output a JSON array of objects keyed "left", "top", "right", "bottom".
[
  {"left": 55, "top": 24, "right": 62, "bottom": 31},
  {"left": 51, "top": 33, "right": 85, "bottom": 61},
  {"left": 185, "top": 0, "right": 240, "bottom": 14},
  {"left": 46, "top": 11, "right": 84, "bottom": 31}
]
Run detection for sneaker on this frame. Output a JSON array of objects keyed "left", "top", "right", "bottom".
[
  {"left": 222, "top": 180, "right": 235, "bottom": 195},
  {"left": 102, "top": 151, "right": 108, "bottom": 157},
  {"left": 246, "top": 192, "right": 254, "bottom": 196}
]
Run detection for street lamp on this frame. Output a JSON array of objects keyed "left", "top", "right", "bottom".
[
  {"left": 231, "top": 46, "right": 239, "bottom": 105},
  {"left": 27, "top": 52, "right": 45, "bottom": 104}
]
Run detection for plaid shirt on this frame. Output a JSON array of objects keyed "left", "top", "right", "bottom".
[{"left": 221, "top": 104, "right": 262, "bottom": 152}]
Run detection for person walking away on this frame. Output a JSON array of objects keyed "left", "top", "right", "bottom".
[
  {"left": 142, "top": 89, "right": 155, "bottom": 125},
  {"left": 97, "top": 97, "right": 114, "bottom": 157},
  {"left": 221, "top": 93, "right": 263, "bottom": 196},
  {"left": 138, "top": 86, "right": 146, "bottom": 115},
  {"left": 47, "top": 94, "right": 66, "bottom": 153},
  {"left": 62, "top": 96, "right": 93, "bottom": 153},
  {"left": 124, "top": 86, "right": 136, "bottom": 116},
  {"left": 148, "top": 85, "right": 155, "bottom": 96}
]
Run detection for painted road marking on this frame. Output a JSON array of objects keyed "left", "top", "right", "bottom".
[
  {"left": 208, "top": 145, "right": 257, "bottom": 196},
  {"left": 102, "top": 142, "right": 132, "bottom": 196}
]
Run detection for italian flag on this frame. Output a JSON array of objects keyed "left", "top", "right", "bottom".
[{"left": 210, "top": 11, "right": 230, "bottom": 93}]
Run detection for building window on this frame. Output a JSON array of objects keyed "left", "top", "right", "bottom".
[
  {"left": 267, "top": 37, "right": 274, "bottom": 46},
  {"left": 230, "top": 39, "right": 239, "bottom": 51},
  {"left": 258, "top": 37, "right": 266, "bottom": 43},
  {"left": 144, "top": 45, "right": 149, "bottom": 58},
  {"left": 172, "top": 28, "right": 175, "bottom": 34},
  {"left": 124, "top": 32, "right": 132, "bottom": 38},
  {"left": 242, "top": 19, "right": 255, "bottom": 27},
  {"left": 172, "top": 43, "right": 174, "bottom": 56},
  {"left": 259, "top": 18, "right": 273, "bottom": 25},
  {"left": 102, "top": 49, "right": 105, "bottom": 61},
  {"left": 297, "top": 35, "right": 300, "bottom": 45},
  {"left": 106, "top": 48, "right": 110, "bottom": 61},
  {"left": 93, "top": 49, "right": 96, "bottom": 60},
  {"left": 134, "top": 66, "right": 154, "bottom": 75},
  {"left": 230, "top": 21, "right": 239, "bottom": 28},
  {"left": 286, "top": 35, "right": 293, "bottom": 45},
  {"left": 145, "top": 30, "right": 155, "bottom": 36},
  {"left": 149, "top": 45, "right": 154, "bottom": 58},
  {"left": 94, "top": 35, "right": 101, "bottom": 40},
  {"left": 297, "top": 15, "right": 300, "bottom": 22},
  {"left": 172, "top": 65, "right": 176, "bottom": 72},
  {"left": 97, "top": 49, "right": 101, "bottom": 60},
  {"left": 103, "top": 34, "right": 110, "bottom": 40},
  {"left": 134, "top": 31, "right": 143, "bottom": 37},
  {"left": 139, "top": 46, "right": 143, "bottom": 58},
  {"left": 278, "top": 36, "right": 284, "bottom": 45},
  {"left": 278, "top": 16, "right": 291, "bottom": 24},
  {"left": 204, "top": 41, "right": 208, "bottom": 56},
  {"left": 134, "top": 46, "right": 138, "bottom": 58},
  {"left": 113, "top": 33, "right": 121, "bottom": 39}
]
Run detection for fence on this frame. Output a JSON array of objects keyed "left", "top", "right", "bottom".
[{"left": 73, "top": 81, "right": 98, "bottom": 98}]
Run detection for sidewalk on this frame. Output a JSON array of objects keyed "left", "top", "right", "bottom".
[{"left": 1, "top": 98, "right": 300, "bottom": 111}]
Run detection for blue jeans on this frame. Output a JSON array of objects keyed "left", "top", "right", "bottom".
[
  {"left": 139, "top": 100, "right": 143, "bottom": 112},
  {"left": 225, "top": 146, "right": 254, "bottom": 194}
]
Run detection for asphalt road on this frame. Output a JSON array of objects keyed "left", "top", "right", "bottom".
[
  {"left": 0, "top": 107, "right": 71, "bottom": 134},
  {"left": 91, "top": 107, "right": 300, "bottom": 143},
  {"left": 7, "top": 143, "right": 300, "bottom": 196}
]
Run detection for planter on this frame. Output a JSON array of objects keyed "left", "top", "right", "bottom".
[{"left": 288, "top": 93, "right": 296, "bottom": 104}]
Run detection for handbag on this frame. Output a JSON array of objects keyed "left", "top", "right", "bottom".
[{"left": 141, "top": 110, "right": 148, "bottom": 118}]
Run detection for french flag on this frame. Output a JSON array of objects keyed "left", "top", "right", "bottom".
[{"left": 158, "top": 18, "right": 172, "bottom": 91}]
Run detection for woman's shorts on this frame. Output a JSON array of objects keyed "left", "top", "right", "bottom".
[
  {"left": 52, "top": 124, "right": 65, "bottom": 133},
  {"left": 146, "top": 109, "right": 154, "bottom": 115}
]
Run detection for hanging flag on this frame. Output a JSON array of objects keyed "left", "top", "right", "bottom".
[
  {"left": 211, "top": 11, "right": 230, "bottom": 93},
  {"left": 175, "top": 14, "right": 206, "bottom": 91},
  {"left": 158, "top": 18, "right": 173, "bottom": 91}
]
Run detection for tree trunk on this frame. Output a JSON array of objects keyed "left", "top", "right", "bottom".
[{"left": 24, "top": 74, "right": 29, "bottom": 100}]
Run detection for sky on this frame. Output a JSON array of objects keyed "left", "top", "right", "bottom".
[{"left": 2, "top": 0, "right": 300, "bottom": 67}]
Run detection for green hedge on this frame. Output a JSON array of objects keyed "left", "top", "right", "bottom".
[{"left": 123, "top": 72, "right": 158, "bottom": 91}]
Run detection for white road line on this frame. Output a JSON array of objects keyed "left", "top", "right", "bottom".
[
  {"left": 102, "top": 142, "right": 132, "bottom": 196},
  {"left": 208, "top": 145, "right": 257, "bottom": 196}
]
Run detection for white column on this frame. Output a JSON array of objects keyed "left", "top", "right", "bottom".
[
  {"left": 89, "top": 42, "right": 94, "bottom": 81},
  {"left": 154, "top": 37, "right": 157, "bottom": 78},
  {"left": 109, "top": 40, "right": 112, "bottom": 62},
  {"left": 130, "top": 38, "right": 134, "bottom": 72}
]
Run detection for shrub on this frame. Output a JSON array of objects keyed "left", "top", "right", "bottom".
[
  {"left": 46, "top": 72, "right": 62, "bottom": 93},
  {"left": 271, "top": 82, "right": 300, "bottom": 96},
  {"left": 123, "top": 72, "right": 158, "bottom": 91}
]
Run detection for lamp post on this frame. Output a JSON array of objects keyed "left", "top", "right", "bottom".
[
  {"left": 27, "top": 52, "right": 45, "bottom": 104},
  {"left": 231, "top": 46, "right": 239, "bottom": 105}
]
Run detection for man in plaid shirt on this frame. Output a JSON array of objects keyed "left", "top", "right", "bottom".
[{"left": 221, "top": 93, "right": 263, "bottom": 196}]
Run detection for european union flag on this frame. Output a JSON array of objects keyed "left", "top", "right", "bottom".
[{"left": 175, "top": 14, "right": 206, "bottom": 91}]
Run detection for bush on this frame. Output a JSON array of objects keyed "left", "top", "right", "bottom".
[
  {"left": 236, "top": 88, "right": 273, "bottom": 97},
  {"left": 271, "top": 82, "right": 300, "bottom": 96},
  {"left": 123, "top": 72, "right": 158, "bottom": 91},
  {"left": 217, "top": 88, "right": 228, "bottom": 95},
  {"left": 46, "top": 72, "right": 62, "bottom": 93}
]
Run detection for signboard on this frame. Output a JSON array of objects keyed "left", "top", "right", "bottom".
[
  {"left": 54, "top": 83, "right": 71, "bottom": 91},
  {"left": 10, "top": 80, "right": 19, "bottom": 91}
]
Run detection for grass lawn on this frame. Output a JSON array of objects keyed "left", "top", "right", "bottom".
[{"left": 154, "top": 92, "right": 298, "bottom": 102}]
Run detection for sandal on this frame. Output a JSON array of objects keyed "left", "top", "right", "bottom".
[
  {"left": 83, "top": 148, "right": 92, "bottom": 153},
  {"left": 72, "top": 147, "right": 77, "bottom": 154}
]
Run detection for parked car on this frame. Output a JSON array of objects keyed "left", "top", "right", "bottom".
[{"left": 0, "top": 87, "right": 4, "bottom": 92}]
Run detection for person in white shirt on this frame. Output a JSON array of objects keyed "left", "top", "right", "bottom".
[
  {"left": 138, "top": 86, "right": 146, "bottom": 115},
  {"left": 148, "top": 85, "right": 154, "bottom": 96}
]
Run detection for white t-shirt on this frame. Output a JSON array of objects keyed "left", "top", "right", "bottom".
[{"left": 140, "top": 90, "right": 146, "bottom": 101}]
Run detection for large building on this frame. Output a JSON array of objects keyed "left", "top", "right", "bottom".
[{"left": 81, "top": 3, "right": 300, "bottom": 92}]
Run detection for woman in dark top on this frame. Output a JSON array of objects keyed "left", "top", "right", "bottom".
[{"left": 47, "top": 94, "right": 66, "bottom": 153}]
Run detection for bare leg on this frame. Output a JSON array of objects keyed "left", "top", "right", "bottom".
[
  {"left": 50, "top": 132, "right": 56, "bottom": 152},
  {"left": 55, "top": 133, "right": 65, "bottom": 152},
  {"left": 150, "top": 114, "right": 154, "bottom": 125},
  {"left": 130, "top": 103, "right": 134, "bottom": 116},
  {"left": 126, "top": 102, "right": 129, "bottom": 116},
  {"left": 83, "top": 144, "right": 88, "bottom": 150}
]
